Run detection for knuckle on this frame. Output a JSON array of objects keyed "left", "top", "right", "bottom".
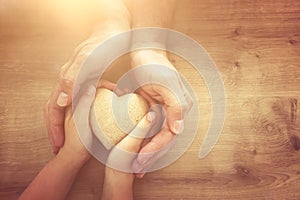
[
  {"left": 75, "top": 51, "right": 90, "bottom": 64},
  {"left": 59, "top": 73, "right": 74, "bottom": 89},
  {"left": 70, "top": 40, "right": 94, "bottom": 59},
  {"left": 60, "top": 63, "right": 69, "bottom": 73},
  {"left": 181, "top": 101, "right": 189, "bottom": 111},
  {"left": 172, "top": 100, "right": 189, "bottom": 116},
  {"left": 180, "top": 102, "right": 189, "bottom": 115}
]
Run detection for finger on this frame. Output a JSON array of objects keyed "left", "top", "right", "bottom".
[
  {"left": 133, "top": 142, "right": 176, "bottom": 178},
  {"left": 136, "top": 68, "right": 189, "bottom": 135},
  {"left": 49, "top": 60, "right": 87, "bottom": 153},
  {"left": 166, "top": 103, "right": 186, "bottom": 135},
  {"left": 47, "top": 39, "right": 98, "bottom": 153},
  {"left": 72, "top": 85, "right": 96, "bottom": 148},
  {"left": 132, "top": 126, "right": 176, "bottom": 177},
  {"left": 131, "top": 51, "right": 191, "bottom": 134},
  {"left": 133, "top": 135, "right": 175, "bottom": 179},
  {"left": 97, "top": 79, "right": 116, "bottom": 91},
  {"left": 154, "top": 84, "right": 188, "bottom": 135},
  {"left": 184, "top": 90, "right": 193, "bottom": 114},
  {"left": 44, "top": 100, "right": 58, "bottom": 153},
  {"left": 181, "top": 82, "right": 194, "bottom": 114},
  {"left": 166, "top": 73, "right": 194, "bottom": 134},
  {"left": 135, "top": 173, "right": 145, "bottom": 179},
  {"left": 106, "top": 111, "right": 156, "bottom": 173},
  {"left": 136, "top": 88, "right": 158, "bottom": 105},
  {"left": 134, "top": 127, "right": 175, "bottom": 164},
  {"left": 97, "top": 80, "right": 132, "bottom": 97},
  {"left": 47, "top": 83, "right": 68, "bottom": 153},
  {"left": 116, "top": 111, "right": 156, "bottom": 152},
  {"left": 64, "top": 38, "right": 100, "bottom": 76},
  {"left": 135, "top": 91, "right": 166, "bottom": 139},
  {"left": 58, "top": 39, "right": 99, "bottom": 104},
  {"left": 150, "top": 67, "right": 191, "bottom": 135},
  {"left": 63, "top": 40, "right": 90, "bottom": 70},
  {"left": 113, "top": 86, "right": 132, "bottom": 97},
  {"left": 58, "top": 64, "right": 76, "bottom": 107}
]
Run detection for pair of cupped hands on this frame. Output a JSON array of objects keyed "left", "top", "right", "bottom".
[{"left": 44, "top": 32, "right": 193, "bottom": 178}]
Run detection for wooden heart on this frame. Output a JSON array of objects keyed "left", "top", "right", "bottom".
[{"left": 90, "top": 88, "right": 149, "bottom": 149}]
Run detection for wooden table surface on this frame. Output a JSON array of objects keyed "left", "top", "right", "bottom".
[{"left": 1, "top": 0, "right": 300, "bottom": 199}]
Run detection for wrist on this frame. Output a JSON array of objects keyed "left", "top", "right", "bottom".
[
  {"left": 130, "top": 50, "right": 174, "bottom": 69},
  {"left": 91, "top": 20, "right": 130, "bottom": 39},
  {"left": 103, "top": 168, "right": 134, "bottom": 200},
  {"left": 58, "top": 147, "right": 91, "bottom": 169},
  {"left": 105, "top": 168, "right": 134, "bottom": 189}
]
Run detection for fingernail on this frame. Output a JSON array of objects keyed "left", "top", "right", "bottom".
[
  {"left": 52, "top": 146, "right": 59, "bottom": 154},
  {"left": 137, "top": 173, "right": 145, "bottom": 179},
  {"left": 114, "top": 87, "right": 123, "bottom": 96},
  {"left": 147, "top": 112, "right": 156, "bottom": 122},
  {"left": 57, "top": 92, "right": 68, "bottom": 107},
  {"left": 173, "top": 120, "right": 184, "bottom": 134}
]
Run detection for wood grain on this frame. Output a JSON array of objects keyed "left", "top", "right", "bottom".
[{"left": 0, "top": 0, "right": 300, "bottom": 199}]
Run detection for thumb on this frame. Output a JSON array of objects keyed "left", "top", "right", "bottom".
[
  {"left": 159, "top": 84, "right": 189, "bottom": 135},
  {"left": 164, "top": 76, "right": 193, "bottom": 135}
]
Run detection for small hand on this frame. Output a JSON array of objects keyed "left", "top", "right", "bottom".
[
  {"left": 18, "top": 85, "right": 97, "bottom": 200},
  {"left": 59, "top": 84, "right": 98, "bottom": 162},
  {"left": 102, "top": 111, "right": 156, "bottom": 200}
]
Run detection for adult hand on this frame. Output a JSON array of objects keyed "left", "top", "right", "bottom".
[
  {"left": 129, "top": 49, "right": 193, "bottom": 178},
  {"left": 44, "top": 33, "right": 121, "bottom": 154},
  {"left": 60, "top": 84, "right": 97, "bottom": 162}
]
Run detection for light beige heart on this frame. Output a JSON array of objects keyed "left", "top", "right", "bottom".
[{"left": 90, "top": 88, "right": 149, "bottom": 149}]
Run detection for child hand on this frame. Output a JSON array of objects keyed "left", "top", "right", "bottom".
[
  {"left": 59, "top": 85, "right": 98, "bottom": 163},
  {"left": 102, "top": 111, "right": 156, "bottom": 200},
  {"left": 59, "top": 80, "right": 116, "bottom": 163}
]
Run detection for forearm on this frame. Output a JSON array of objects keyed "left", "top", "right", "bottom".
[
  {"left": 67, "top": 0, "right": 131, "bottom": 69},
  {"left": 18, "top": 150, "right": 88, "bottom": 200},
  {"left": 130, "top": 0, "right": 176, "bottom": 28},
  {"left": 129, "top": 0, "right": 176, "bottom": 64},
  {"left": 92, "top": 0, "right": 131, "bottom": 37}
]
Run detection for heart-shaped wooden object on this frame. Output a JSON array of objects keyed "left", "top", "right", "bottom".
[{"left": 90, "top": 88, "right": 149, "bottom": 149}]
